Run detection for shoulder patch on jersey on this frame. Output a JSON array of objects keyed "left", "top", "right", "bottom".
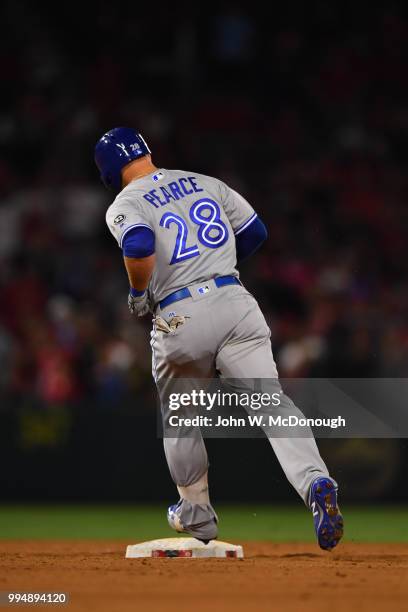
[{"left": 114, "top": 214, "right": 126, "bottom": 225}]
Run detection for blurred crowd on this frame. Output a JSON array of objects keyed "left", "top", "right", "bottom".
[{"left": 1, "top": 3, "right": 408, "bottom": 408}]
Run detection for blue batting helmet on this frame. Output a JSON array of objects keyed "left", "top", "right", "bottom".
[{"left": 94, "top": 127, "right": 151, "bottom": 193}]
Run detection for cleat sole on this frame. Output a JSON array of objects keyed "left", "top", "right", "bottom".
[{"left": 310, "top": 478, "right": 344, "bottom": 551}]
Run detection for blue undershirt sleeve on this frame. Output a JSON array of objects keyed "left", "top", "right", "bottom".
[
  {"left": 122, "top": 226, "right": 155, "bottom": 258},
  {"left": 235, "top": 216, "right": 268, "bottom": 262}
]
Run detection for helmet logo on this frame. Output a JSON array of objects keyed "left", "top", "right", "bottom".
[
  {"left": 116, "top": 143, "right": 128, "bottom": 154},
  {"left": 114, "top": 214, "right": 126, "bottom": 225}
]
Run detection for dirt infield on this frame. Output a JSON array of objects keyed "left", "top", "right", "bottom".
[{"left": 1, "top": 541, "right": 407, "bottom": 612}]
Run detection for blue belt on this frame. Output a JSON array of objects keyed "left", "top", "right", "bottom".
[{"left": 158, "top": 275, "right": 240, "bottom": 310}]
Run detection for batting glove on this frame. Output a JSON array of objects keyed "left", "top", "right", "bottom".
[{"left": 128, "top": 289, "right": 150, "bottom": 317}]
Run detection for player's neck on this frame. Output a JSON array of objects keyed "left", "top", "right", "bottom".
[{"left": 122, "top": 156, "right": 158, "bottom": 186}]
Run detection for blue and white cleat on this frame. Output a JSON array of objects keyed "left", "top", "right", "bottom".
[
  {"left": 309, "top": 477, "right": 344, "bottom": 551},
  {"left": 167, "top": 500, "right": 185, "bottom": 534},
  {"left": 167, "top": 499, "right": 218, "bottom": 544}
]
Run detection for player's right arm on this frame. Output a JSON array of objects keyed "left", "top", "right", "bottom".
[{"left": 217, "top": 181, "right": 268, "bottom": 261}]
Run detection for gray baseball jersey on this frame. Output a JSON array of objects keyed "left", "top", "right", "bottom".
[{"left": 106, "top": 169, "right": 256, "bottom": 303}]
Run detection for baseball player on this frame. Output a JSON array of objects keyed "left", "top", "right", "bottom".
[{"left": 95, "top": 127, "right": 344, "bottom": 550}]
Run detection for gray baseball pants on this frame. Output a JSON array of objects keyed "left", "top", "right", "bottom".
[{"left": 151, "top": 280, "right": 329, "bottom": 524}]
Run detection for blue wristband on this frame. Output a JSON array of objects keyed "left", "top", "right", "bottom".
[{"left": 130, "top": 287, "right": 146, "bottom": 298}]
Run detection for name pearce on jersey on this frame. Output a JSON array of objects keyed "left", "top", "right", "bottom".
[{"left": 143, "top": 176, "right": 203, "bottom": 209}]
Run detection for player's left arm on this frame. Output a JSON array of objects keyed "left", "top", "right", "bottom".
[
  {"left": 124, "top": 253, "right": 155, "bottom": 291},
  {"left": 122, "top": 226, "right": 156, "bottom": 316},
  {"left": 105, "top": 195, "right": 157, "bottom": 315}
]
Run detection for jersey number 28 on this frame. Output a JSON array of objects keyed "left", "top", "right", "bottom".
[{"left": 159, "top": 198, "right": 229, "bottom": 265}]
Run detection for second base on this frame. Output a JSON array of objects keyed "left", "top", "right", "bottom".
[{"left": 125, "top": 537, "right": 244, "bottom": 559}]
